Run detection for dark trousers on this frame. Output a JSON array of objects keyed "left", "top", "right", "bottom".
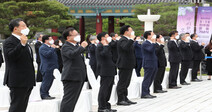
[
  {"left": 180, "top": 60, "right": 191, "bottom": 84},
  {"left": 192, "top": 60, "right": 201, "bottom": 80},
  {"left": 169, "top": 62, "right": 180, "bottom": 87},
  {"left": 9, "top": 87, "right": 33, "bottom": 112},
  {"left": 135, "top": 58, "right": 142, "bottom": 77},
  {"left": 36, "top": 62, "right": 42, "bottom": 82},
  {"left": 98, "top": 76, "right": 114, "bottom": 110},
  {"left": 40, "top": 71, "right": 54, "bottom": 98},
  {"left": 117, "top": 69, "right": 133, "bottom": 102},
  {"left": 154, "top": 67, "right": 166, "bottom": 91},
  {"left": 60, "top": 81, "right": 84, "bottom": 112},
  {"left": 91, "top": 64, "right": 97, "bottom": 78},
  {"left": 142, "top": 67, "right": 157, "bottom": 96}
]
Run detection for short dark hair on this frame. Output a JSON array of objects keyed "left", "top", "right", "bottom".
[
  {"left": 169, "top": 31, "right": 176, "bottom": 37},
  {"left": 156, "top": 35, "right": 160, "bottom": 39},
  {"left": 42, "top": 35, "right": 51, "bottom": 43},
  {"left": 9, "top": 18, "right": 23, "bottom": 32},
  {"left": 62, "top": 28, "right": 75, "bottom": 40},
  {"left": 185, "top": 32, "right": 190, "bottom": 35},
  {"left": 120, "top": 25, "right": 131, "bottom": 35},
  {"left": 190, "top": 33, "right": 196, "bottom": 39},
  {"left": 97, "top": 32, "right": 107, "bottom": 41},
  {"left": 143, "top": 31, "right": 152, "bottom": 39},
  {"left": 110, "top": 33, "right": 116, "bottom": 37},
  {"left": 54, "top": 39, "right": 60, "bottom": 46}
]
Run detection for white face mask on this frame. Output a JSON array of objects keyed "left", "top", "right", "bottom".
[
  {"left": 131, "top": 31, "right": 135, "bottom": 36},
  {"left": 116, "top": 38, "right": 120, "bottom": 41},
  {"left": 95, "top": 40, "right": 99, "bottom": 44},
  {"left": 74, "top": 35, "right": 81, "bottom": 42},
  {"left": 186, "top": 36, "right": 191, "bottom": 41},
  {"left": 21, "top": 28, "right": 30, "bottom": 35},
  {"left": 152, "top": 35, "right": 156, "bottom": 39},
  {"left": 59, "top": 43, "right": 63, "bottom": 46},
  {"left": 161, "top": 37, "right": 165, "bottom": 42},
  {"left": 175, "top": 35, "right": 179, "bottom": 39},
  {"left": 196, "top": 37, "right": 199, "bottom": 41},
  {"left": 106, "top": 37, "right": 112, "bottom": 43},
  {"left": 49, "top": 40, "right": 54, "bottom": 45},
  {"left": 137, "top": 39, "right": 142, "bottom": 42}
]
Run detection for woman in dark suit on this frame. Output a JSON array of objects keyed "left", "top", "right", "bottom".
[
  {"left": 205, "top": 36, "right": 212, "bottom": 80},
  {"left": 54, "top": 39, "right": 63, "bottom": 73}
]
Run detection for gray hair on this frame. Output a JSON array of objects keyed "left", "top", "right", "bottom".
[
  {"left": 89, "top": 35, "right": 96, "bottom": 41},
  {"left": 179, "top": 33, "right": 186, "bottom": 40}
]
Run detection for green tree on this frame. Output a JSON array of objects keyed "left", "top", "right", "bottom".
[{"left": 0, "top": 0, "right": 77, "bottom": 39}]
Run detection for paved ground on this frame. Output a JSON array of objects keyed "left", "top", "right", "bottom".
[{"left": 106, "top": 76, "right": 212, "bottom": 112}]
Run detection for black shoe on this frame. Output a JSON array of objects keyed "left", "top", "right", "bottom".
[
  {"left": 191, "top": 79, "right": 202, "bottom": 82},
  {"left": 98, "top": 109, "right": 112, "bottom": 112},
  {"left": 181, "top": 82, "right": 190, "bottom": 85},
  {"left": 42, "top": 96, "right": 55, "bottom": 100},
  {"left": 117, "top": 101, "right": 131, "bottom": 106},
  {"left": 109, "top": 109, "right": 117, "bottom": 112},
  {"left": 169, "top": 86, "right": 181, "bottom": 89},
  {"left": 141, "top": 95, "right": 156, "bottom": 99},
  {"left": 126, "top": 99, "right": 137, "bottom": 104},
  {"left": 154, "top": 90, "right": 167, "bottom": 93},
  {"left": 208, "top": 78, "right": 211, "bottom": 80}
]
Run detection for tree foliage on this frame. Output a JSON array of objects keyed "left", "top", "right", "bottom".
[{"left": 0, "top": 0, "right": 77, "bottom": 39}]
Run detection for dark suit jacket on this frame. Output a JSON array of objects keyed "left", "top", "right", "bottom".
[
  {"left": 116, "top": 36, "right": 136, "bottom": 69},
  {"left": 96, "top": 43, "right": 116, "bottom": 77},
  {"left": 133, "top": 41, "right": 143, "bottom": 59},
  {"left": 61, "top": 41, "right": 86, "bottom": 81},
  {"left": 155, "top": 43, "right": 167, "bottom": 67},
  {"left": 39, "top": 44, "right": 58, "bottom": 74},
  {"left": 55, "top": 48, "right": 63, "bottom": 70},
  {"left": 190, "top": 40, "right": 205, "bottom": 61},
  {"left": 0, "top": 47, "right": 4, "bottom": 65},
  {"left": 179, "top": 41, "right": 193, "bottom": 61},
  {"left": 88, "top": 44, "right": 97, "bottom": 66},
  {"left": 3, "top": 35, "right": 35, "bottom": 87},
  {"left": 141, "top": 40, "right": 158, "bottom": 68},
  {"left": 109, "top": 40, "right": 118, "bottom": 63},
  {"left": 35, "top": 41, "right": 42, "bottom": 63},
  {"left": 168, "top": 40, "right": 182, "bottom": 63}
]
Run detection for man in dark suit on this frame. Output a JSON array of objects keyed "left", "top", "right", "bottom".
[
  {"left": 88, "top": 36, "right": 99, "bottom": 78},
  {"left": 179, "top": 33, "right": 193, "bottom": 85},
  {"left": 35, "top": 34, "right": 43, "bottom": 82},
  {"left": 39, "top": 35, "right": 58, "bottom": 99},
  {"left": 3, "top": 18, "right": 35, "bottom": 112},
  {"left": 154, "top": 35, "right": 167, "bottom": 93},
  {"left": 190, "top": 34, "right": 205, "bottom": 82},
  {"left": 96, "top": 32, "right": 117, "bottom": 112},
  {"left": 116, "top": 25, "right": 136, "bottom": 106},
  {"left": 110, "top": 33, "right": 119, "bottom": 64},
  {"left": 168, "top": 31, "right": 182, "bottom": 89},
  {"left": 134, "top": 36, "right": 143, "bottom": 77},
  {"left": 140, "top": 31, "right": 158, "bottom": 99},
  {"left": 0, "top": 47, "right": 4, "bottom": 68},
  {"left": 60, "top": 28, "right": 88, "bottom": 112}
]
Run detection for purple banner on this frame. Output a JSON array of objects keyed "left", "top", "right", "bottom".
[
  {"left": 196, "top": 7, "right": 212, "bottom": 45},
  {"left": 177, "top": 7, "right": 195, "bottom": 34}
]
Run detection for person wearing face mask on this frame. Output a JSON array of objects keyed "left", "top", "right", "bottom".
[
  {"left": 35, "top": 34, "right": 43, "bottom": 82},
  {"left": 153, "top": 35, "right": 167, "bottom": 93},
  {"left": 60, "top": 28, "right": 88, "bottom": 112},
  {"left": 133, "top": 36, "right": 143, "bottom": 77},
  {"left": 179, "top": 33, "right": 193, "bottom": 85},
  {"left": 109, "top": 33, "right": 119, "bottom": 65},
  {"left": 140, "top": 31, "right": 158, "bottom": 99},
  {"left": 168, "top": 31, "right": 182, "bottom": 89},
  {"left": 3, "top": 18, "right": 35, "bottom": 112},
  {"left": 205, "top": 36, "right": 212, "bottom": 80},
  {"left": 88, "top": 35, "right": 99, "bottom": 78},
  {"left": 96, "top": 32, "right": 117, "bottom": 112},
  {"left": 190, "top": 34, "right": 205, "bottom": 82},
  {"left": 39, "top": 35, "right": 58, "bottom": 100},
  {"left": 54, "top": 39, "right": 63, "bottom": 73},
  {"left": 116, "top": 25, "right": 137, "bottom": 106}
]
